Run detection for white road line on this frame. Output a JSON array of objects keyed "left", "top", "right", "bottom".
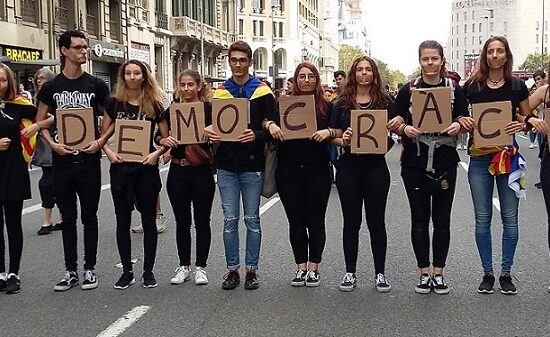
[
  {"left": 260, "top": 197, "right": 280, "bottom": 215},
  {"left": 459, "top": 161, "right": 469, "bottom": 172},
  {"left": 96, "top": 305, "right": 150, "bottom": 337},
  {"left": 492, "top": 197, "right": 500, "bottom": 212},
  {"left": 22, "top": 166, "right": 170, "bottom": 216}
]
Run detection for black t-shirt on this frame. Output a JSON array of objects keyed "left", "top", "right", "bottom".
[
  {"left": 104, "top": 97, "right": 164, "bottom": 154},
  {"left": 162, "top": 101, "right": 212, "bottom": 160},
  {"left": 394, "top": 79, "right": 469, "bottom": 168},
  {"left": 277, "top": 101, "right": 333, "bottom": 168},
  {"left": 329, "top": 95, "right": 394, "bottom": 165},
  {"left": 37, "top": 72, "right": 109, "bottom": 162}
]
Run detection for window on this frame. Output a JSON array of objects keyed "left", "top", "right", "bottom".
[
  {"left": 464, "top": 37, "right": 467, "bottom": 46},
  {"left": 451, "top": 39, "right": 453, "bottom": 47},
  {"left": 456, "top": 12, "right": 459, "bottom": 22},
  {"left": 451, "top": 26, "right": 453, "bottom": 35},
  {"left": 259, "top": 20, "right": 264, "bottom": 36},
  {"left": 463, "top": 11, "right": 466, "bottom": 20},
  {"left": 479, "top": 36, "right": 482, "bottom": 44},
  {"left": 472, "top": 23, "right": 475, "bottom": 33},
  {"left": 456, "top": 38, "right": 459, "bottom": 47},
  {"left": 472, "top": 36, "right": 475, "bottom": 45},
  {"left": 546, "top": 34, "right": 548, "bottom": 43},
  {"left": 464, "top": 24, "right": 467, "bottom": 33},
  {"left": 278, "top": 22, "right": 283, "bottom": 37},
  {"left": 21, "top": 0, "right": 40, "bottom": 25},
  {"left": 536, "top": 34, "right": 539, "bottom": 43},
  {"left": 238, "top": 19, "right": 244, "bottom": 35},
  {"left": 490, "top": 22, "right": 493, "bottom": 32},
  {"left": 537, "top": 21, "right": 540, "bottom": 30},
  {"left": 503, "top": 21, "right": 507, "bottom": 31},
  {"left": 471, "top": 11, "right": 474, "bottom": 20},
  {"left": 479, "top": 22, "right": 482, "bottom": 32},
  {"left": 253, "top": 20, "right": 257, "bottom": 35},
  {"left": 252, "top": 0, "right": 260, "bottom": 8}
]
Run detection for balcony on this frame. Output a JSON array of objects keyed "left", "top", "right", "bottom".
[
  {"left": 109, "top": 21, "right": 120, "bottom": 42},
  {"left": 21, "top": 0, "right": 38, "bottom": 24},
  {"left": 155, "top": 11, "right": 168, "bottom": 30},
  {"left": 171, "top": 16, "right": 231, "bottom": 48},
  {"left": 54, "top": 6, "right": 69, "bottom": 29},
  {"left": 86, "top": 14, "right": 97, "bottom": 37},
  {"left": 252, "top": 36, "right": 267, "bottom": 42},
  {"left": 273, "top": 37, "right": 286, "bottom": 44}
]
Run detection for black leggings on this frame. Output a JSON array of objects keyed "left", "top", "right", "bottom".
[
  {"left": 38, "top": 166, "right": 55, "bottom": 209},
  {"left": 276, "top": 164, "right": 331, "bottom": 265},
  {"left": 401, "top": 166, "right": 457, "bottom": 269},
  {"left": 336, "top": 155, "right": 390, "bottom": 275},
  {"left": 0, "top": 200, "right": 24, "bottom": 274},
  {"left": 166, "top": 164, "right": 215, "bottom": 268},
  {"left": 540, "top": 150, "right": 550, "bottom": 251},
  {"left": 110, "top": 164, "right": 161, "bottom": 273}
]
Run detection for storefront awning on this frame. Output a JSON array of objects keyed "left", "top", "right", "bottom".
[{"left": 0, "top": 56, "right": 60, "bottom": 67}]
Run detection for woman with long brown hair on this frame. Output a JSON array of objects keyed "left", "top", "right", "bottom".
[
  {"left": 465, "top": 36, "right": 544, "bottom": 295},
  {"left": 156, "top": 69, "right": 215, "bottom": 286},
  {"left": 393, "top": 40, "right": 471, "bottom": 295},
  {"left": 101, "top": 59, "right": 169, "bottom": 289},
  {"left": 329, "top": 56, "right": 394, "bottom": 292},
  {"left": 265, "top": 62, "right": 333, "bottom": 287}
]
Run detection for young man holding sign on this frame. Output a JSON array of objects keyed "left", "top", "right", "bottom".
[
  {"left": 36, "top": 30, "right": 110, "bottom": 292},
  {"left": 464, "top": 36, "right": 545, "bottom": 295},
  {"left": 205, "top": 41, "right": 277, "bottom": 290},
  {"left": 329, "top": 56, "right": 394, "bottom": 293},
  {"left": 393, "top": 40, "right": 472, "bottom": 295}
]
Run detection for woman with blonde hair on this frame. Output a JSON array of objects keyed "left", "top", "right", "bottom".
[
  {"left": 101, "top": 60, "right": 169, "bottom": 289},
  {"left": 156, "top": 69, "right": 215, "bottom": 285}
]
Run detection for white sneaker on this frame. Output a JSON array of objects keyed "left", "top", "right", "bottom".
[
  {"left": 170, "top": 266, "right": 190, "bottom": 285},
  {"left": 131, "top": 225, "right": 143, "bottom": 233},
  {"left": 194, "top": 267, "right": 208, "bottom": 285},
  {"left": 156, "top": 213, "right": 166, "bottom": 233}
]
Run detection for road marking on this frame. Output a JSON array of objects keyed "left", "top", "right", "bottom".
[
  {"left": 459, "top": 161, "right": 469, "bottom": 172},
  {"left": 22, "top": 166, "right": 170, "bottom": 216},
  {"left": 260, "top": 197, "right": 280, "bottom": 215},
  {"left": 492, "top": 197, "right": 500, "bottom": 212},
  {"left": 97, "top": 305, "right": 150, "bottom": 337}
]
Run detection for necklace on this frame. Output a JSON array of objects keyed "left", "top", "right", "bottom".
[{"left": 487, "top": 76, "right": 504, "bottom": 85}]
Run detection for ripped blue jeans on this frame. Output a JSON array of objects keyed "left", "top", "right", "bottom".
[{"left": 217, "top": 169, "right": 263, "bottom": 270}]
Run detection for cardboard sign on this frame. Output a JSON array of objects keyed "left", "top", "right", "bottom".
[
  {"left": 472, "top": 101, "right": 512, "bottom": 147},
  {"left": 113, "top": 119, "right": 152, "bottom": 162},
  {"left": 278, "top": 95, "right": 318, "bottom": 140},
  {"left": 350, "top": 110, "right": 388, "bottom": 154},
  {"left": 56, "top": 108, "right": 96, "bottom": 149},
  {"left": 212, "top": 98, "right": 248, "bottom": 141},
  {"left": 411, "top": 86, "right": 452, "bottom": 132},
  {"left": 169, "top": 102, "right": 206, "bottom": 144}
]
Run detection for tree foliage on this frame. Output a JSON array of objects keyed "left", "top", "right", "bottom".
[
  {"left": 338, "top": 44, "right": 364, "bottom": 73},
  {"left": 519, "top": 53, "right": 550, "bottom": 73}
]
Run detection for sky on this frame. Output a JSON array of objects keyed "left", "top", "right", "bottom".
[{"left": 363, "top": 0, "right": 453, "bottom": 75}]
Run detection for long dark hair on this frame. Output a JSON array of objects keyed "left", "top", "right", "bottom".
[
  {"left": 466, "top": 36, "right": 514, "bottom": 89},
  {"left": 341, "top": 56, "right": 389, "bottom": 110},
  {"left": 418, "top": 40, "right": 447, "bottom": 79},
  {"left": 292, "top": 61, "right": 328, "bottom": 118}
]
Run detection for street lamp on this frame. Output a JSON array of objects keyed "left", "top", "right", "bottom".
[{"left": 271, "top": 5, "right": 280, "bottom": 86}]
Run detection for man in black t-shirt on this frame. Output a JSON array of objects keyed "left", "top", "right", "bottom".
[{"left": 36, "top": 30, "right": 110, "bottom": 292}]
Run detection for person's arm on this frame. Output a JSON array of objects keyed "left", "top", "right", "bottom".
[
  {"left": 100, "top": 112, "right": 122, "bottom": 163},
  {"left": 328, "top": 100, "right": 349, "bottom": 147},
  {"left": 523, "top": 85, "right": 548, "bottom": 134},
  {"left": 36, "top": 102, "right": 73, "bottom": 155},
  {"left": 143, "top": 119, "right": 170, "bottom": 165}
]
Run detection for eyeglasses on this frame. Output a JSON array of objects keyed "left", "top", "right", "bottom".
[
  {"left": 229, "top": 57, "right": 249, "bottom": 65},
  {"left": 68, "top": 45, "right": 89, "bottom": 52},
  {"left": 297, "top": 74, "right": 317, "bottom": 82}
]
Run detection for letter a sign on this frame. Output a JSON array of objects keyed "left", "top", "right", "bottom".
[
  {"left": 56, "top": 108, "right": 96, "bottom": 149},
  {"left": 411, "top": 86, "right": 452, "bottom": 132},
  {"left": 350, "top": 110, "right": 388, "bottom": 154}
]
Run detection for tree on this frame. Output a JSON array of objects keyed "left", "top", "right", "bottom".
[
  {"left": 520, "top": 53, "right": 550, "bottom": 73},
  {"left": 338, "top": 44, "right": 364, "bottom": 72},
  {"left": 407, "top": 67, "right": 421, "bottom": 81}
]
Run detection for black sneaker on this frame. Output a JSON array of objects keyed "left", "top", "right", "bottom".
[
  {"left": 415, "top": 273, "right": 432, "bottom": 294},
  {"left": 432, "top": 274, "right": 450, "bottom": 295},
  {"left": 82, "top": 269, "right": 98, "bottom": 290},
  {"left": 305, "top": 270, "right": 320, "bottom": 287},
  {"left": 0, "top": 275, "right": 6, "bottom": 291},
  {"left": 54, "top": 271, "right": 79, "bottom": 291},
  {"left": 114, "top": 271, "right": 135, "bottom": 290},
  {"left": 6, "top": 274, "right": 21, "bottom": 294},
  {"left": 291, "top": 269, "right": 307, "bottom": 287},
  {"left": 339, "top": 272, "right": 357, "bottom": 292},
  {"left": 244, "top": 271, "right": 259, "bottom": 290},
  {"left": 37, "top": 225, "right": 52, "bottom": 235},
  {"left": 142, "top": 272, "right": 158, "bottom": 288},
  {"left": 478, "top": 274, "right": 495, "bottom": 294},
  {"left": 375, "top": 273, "right": 391, "bottom": 293},
  {"left": 51, "top": 222, "right": 63, "bottom": 231},
  {"left": 499, "top": 274, "right": 517, "bottom": 295},
  {"left": 222, "top": 270, "right": 240, "bottom": 290}
]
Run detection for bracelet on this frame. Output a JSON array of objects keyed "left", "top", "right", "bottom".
[
  {"left": 265, "top": 121, "right": 274, "bottom": 132},
  {"left": 399, "top": 124, "right": 407, "bottom": 135}
]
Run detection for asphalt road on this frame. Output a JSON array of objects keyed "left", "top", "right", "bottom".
[{"left": 2, "top": 134, "right": 550, "bottom": 337}]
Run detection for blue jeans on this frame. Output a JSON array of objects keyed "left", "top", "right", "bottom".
[
  {"left": 217, "top": 169, "right": 263, "bottom": 270},
  {"left": 468, "top": 155, "right": 519, "bottom": 275}
]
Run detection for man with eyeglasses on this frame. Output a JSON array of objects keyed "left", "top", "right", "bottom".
[
  {"left": 206, "top": 40, "right": 277, "bottom": 290},
  {"left": 36, "top": 30, "right": 110, "bottom": 292}
]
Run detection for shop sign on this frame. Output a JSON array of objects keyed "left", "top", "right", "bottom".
[{"left": 0, "top": 45, "right": 42, "bottom": 61}]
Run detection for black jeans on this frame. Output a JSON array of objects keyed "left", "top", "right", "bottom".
[
  {"left": 540, "top": 152, "right": 550, "bottom": 251},
  {"left": 276, "top": 164, "right": 331, "bottom": 265},
  {"left": 0, "top": 200, "right": 23, "bottom": 274},
  {"left": 39, "top": 166, "right": 55, "bottom": 209},
  {"left": 166, "top": 164, "right": 215, "bottom": 268},
  {"left": 53, "top": 160, "right": 101, "bottom": 272},
  {"left": 110, "top": 164, "right": 161, "bottom": 273},
  {"left": 336, "top": 155, "right": 390, "bottom": 275},
  {"left": 401, "top": 166, "right": 457, "bottom": 269}
]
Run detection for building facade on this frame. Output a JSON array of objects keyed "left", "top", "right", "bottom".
[
  {"left": 446, "top": 0, "right": 548, "bottom": 79},
  {"left": 337, "top": 0, "right": 371, "bottom": 56}
]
